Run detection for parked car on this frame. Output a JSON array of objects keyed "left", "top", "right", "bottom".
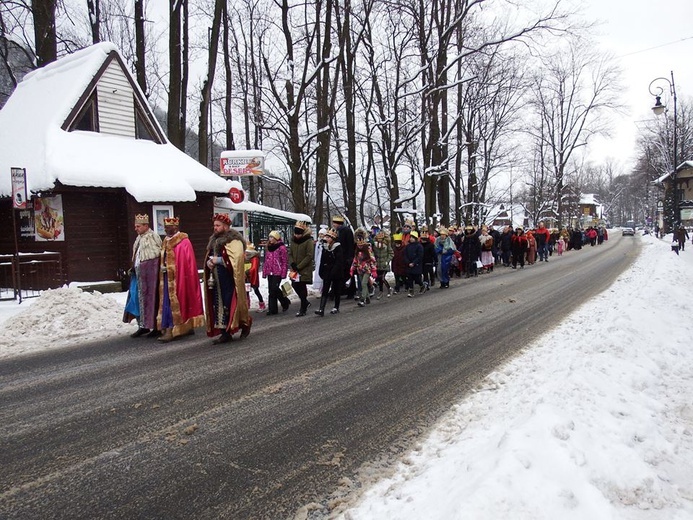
[{"left": 622, "top": 227, "right": 635, "bottom": 236}]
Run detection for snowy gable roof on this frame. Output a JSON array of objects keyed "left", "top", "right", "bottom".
[{"left": 0, "top": 42, "right": 231, "bottom": 202}]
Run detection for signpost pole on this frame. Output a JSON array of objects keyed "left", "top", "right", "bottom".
[{"left": 10, "top": 167, "right": 27, "bottom": 303}]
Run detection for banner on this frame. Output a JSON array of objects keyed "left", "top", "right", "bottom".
[
  {"left": 219, "top": 151, "right": 264, "bottom": 177},
  {"left": 11, "top": 167, "right": 28, "bottom": 209},
  {"left": 34, "top": 195, "right": 65, "bottom": 241}
]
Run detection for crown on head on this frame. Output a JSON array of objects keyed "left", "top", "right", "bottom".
[
  {"left": 213, "top": 213, "right": 232, "bottom": 226},
  {"left": 135, "top": 214, "right": 149, "bottom": 224},
  {"left": 164, "top": 216, "right": 180, "bottom": 227}
]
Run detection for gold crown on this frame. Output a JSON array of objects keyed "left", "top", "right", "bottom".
[
  {"left": 135, "top": 214, "right": 149, "bottom": 224},
  {"left": 164, "top": 216, "right": 180, "bottom": 226}
]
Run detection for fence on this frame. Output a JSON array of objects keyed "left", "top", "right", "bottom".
[{"left": 0, "top": 252, "right": 65, "bottom": 302}]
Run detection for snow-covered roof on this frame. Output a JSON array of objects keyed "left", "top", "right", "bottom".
[
  {"left": 214, "top": 196, "right": 311, "bottom": 223},
  {"left": 0, "top": 42, "right": 232, "bottom": 202},
  {"left": 579, "top": 193, "right": 599, "bottom": 205}
]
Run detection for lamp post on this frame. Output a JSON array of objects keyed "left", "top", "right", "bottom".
[{"left": 649, "top": 71, "right": 678, "bottom": 231}]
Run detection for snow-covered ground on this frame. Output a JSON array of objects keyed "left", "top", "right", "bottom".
[{"left": 1, "top": 233, "right": 691, "bottom": 519}]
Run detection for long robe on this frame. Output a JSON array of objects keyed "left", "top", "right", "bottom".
[
  {"left": 157, "top": 232, "right": 205, "bottom": 337},
  {"left": 203, "top": 231, "right": 251, "bottom": 337}
]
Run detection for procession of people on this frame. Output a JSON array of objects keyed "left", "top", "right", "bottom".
[{"left": 123, "top": 210, "right": 614, "bottom": 344}]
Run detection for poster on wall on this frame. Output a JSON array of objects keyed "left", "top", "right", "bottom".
[
  {"left": 11, "top": 167, "right": 28, "bottom": 209},
  {"left": 34, "top": 195, "right": 65, "bottom": 241},
  {"left": 19, "top": 209, "right": 34, "bottom": 238},
  {"left": 219, "top": 150, "right": 265, "bottom": 177}
]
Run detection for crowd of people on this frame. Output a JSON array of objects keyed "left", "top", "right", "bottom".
[
  {"left": 122, "top": 211, "right": 612, "bottom": 343},
  {"left": 249, "top": 216, "right": 611, "bottom": 317}
]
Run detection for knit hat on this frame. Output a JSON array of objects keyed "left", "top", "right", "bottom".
[{"left": 268, "top": 230, "right": 281, "bottom": 241}]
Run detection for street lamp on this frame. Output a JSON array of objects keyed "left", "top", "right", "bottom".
[{"left": 648, "top": 71, "right": 679, "bottom": 230}]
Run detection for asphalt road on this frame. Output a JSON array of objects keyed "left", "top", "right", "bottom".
[{"left": 0, "top": 234, "right": 640, "bottom": 519}]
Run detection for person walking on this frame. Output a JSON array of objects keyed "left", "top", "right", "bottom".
[
  {"left": 157, "top": 216, "right": 205, "bottom": 342},
  {"left": 203, "top": 214, "right": 251, "bottom": 344},
  {"left": 350, "top": 228, "right": 378, "bottom": 307},
  {"left": 434, "top": 226, "right": 456, "bottom": 288},
  {"left": 372, "top": 230, "right": 393, "bottom": 299},
  {"left": 461, "top": 225, "right": 481, "bottom": 278},
  {"left": 263, "top": 230, "right": 291, "bottom": 315},
  {"left": 511, "top": 227, "right": 528, "bottom": 269},
  {"left": 499, "top": 226, "right": 513, "bottom": 267},
  {"left": 404, "top": 230, "right": 424, "bottom": 297},
  {"left": 332, "top": 215, "right": 355, "bottom": 299},
  {"left": 289, "top": 221, "right": 315, "bottom": 316},
  {"left": 124, "top": 213, "right": 162, "bottom": 338},
  {"left": 534, "top": 221, "right": 551, "bottom": 262},
  {"left": 676, "top": 224, "right": 689, "bottom": 251},
  {"left": 479, "top": 225, "right": 494, "bottom": 273},
  {"left": 420, "top": 231, "right": 436, "bottom": 291},
  {"left": 315, "top": 228, "right": 345, "bottom": 316},
  {"left": 391, "top": 233, "right": 407, "bottom": 294},
  {"left": 312, "top": 228, "right": 326, "bottom": 294},
  {"left": 244, "top": 243, "right": 265, "bottom": 312}
]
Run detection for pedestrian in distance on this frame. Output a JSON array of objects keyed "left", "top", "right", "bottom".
[
  {"left": 124, "top": 213, "right": 162, "bottom": 338},
  {"left": 404, "top": 230, "right": 424, "bottom": 297},
  {"left": 350, "top": 228, "right": 378, "bottom": 307},
  {"left": 315, "top": 228, "right": 345, "bottom": 316},
  {"left": 372, "top": 230, "right": 394, "bottom": 299},
  {"left": 244, "top": 243, "right": 266, "bottom": 312},
  {"left": 511, "top": 227, "right": 528, "bottom": 269},
  {"left": 289, "top": 221, "right": 315, "bottom": 317},
  {"left": 434, "top": 226, "right": 456, "bottom": 288}
]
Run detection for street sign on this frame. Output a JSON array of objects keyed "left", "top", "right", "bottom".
[{"left": 11, "top": 167, "right": 27, "bottom": 209}]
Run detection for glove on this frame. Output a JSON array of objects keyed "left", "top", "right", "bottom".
[{"left": 290, "top": 262, "right": 298, "bottom": 271}]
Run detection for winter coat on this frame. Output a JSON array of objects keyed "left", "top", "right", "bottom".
[
  {"left": 511, "top": 233, "right": 528, "bottom": 255},
  {"left": 435, "top": 236, "right": 456, "bottom": 257},
  {"left": 336, "top": 224, "right": 355, "bottom": 261},
  {"left": 245, "top": 250, "right": 261, "bottom": 286},
  {"left": 421, "top": 239, "right": 437, "bottom": 265},
  {"left": 372, "top": 240, "right": 394, "bottom": 271},
  {"left": 499, "top": 230, "right": 513, "bottom": 252},
  {"left": 289, "top": 232, "right": 315, "bottom": 284},
  {"left": 262, "top": 241, "right": 288, "bottom": 278},
  {"left": 391, "top": 244, "right": 408, "bottom": 276},
  {"left": 350, "top": 245, "right": 378, "bottom": 277},
  {"left": 461, "top": 232, "right": 481, "bottom": 263},
  {"left": 319, "top": 241, "right": 345, "bottom": 281},
  {"left": 479, "top": 233, "right": 494, "bottom": 252},
  {"left": 404, "top": 241, "right": 424, "bottom": 275},
  {"left": 534, "top": 226, "right": 551, "bottom": 247}
]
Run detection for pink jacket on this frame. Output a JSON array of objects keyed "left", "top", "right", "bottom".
[{"left": 262, "top": 242, "right": 288, "bottom": 278}]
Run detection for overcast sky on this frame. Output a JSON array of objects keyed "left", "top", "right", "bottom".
[{"left": 580, "top": 0, "right": 693, "bottom": 172}]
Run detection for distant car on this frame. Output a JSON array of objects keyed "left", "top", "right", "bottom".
[{"left": 622, "top": 227, "right": 635, "bottom": 236}]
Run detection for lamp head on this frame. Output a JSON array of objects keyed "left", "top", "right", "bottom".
[{"left": 652, "top": 95, "right": 666, "bottom": 116}]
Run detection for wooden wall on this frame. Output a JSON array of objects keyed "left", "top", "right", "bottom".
[{"left": 1, "top": 190, "right": 219, "bottom": 285}]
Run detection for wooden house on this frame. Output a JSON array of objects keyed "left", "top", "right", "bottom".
[{"left": 0, "top": 43, "right": 233, "bottom": 288}]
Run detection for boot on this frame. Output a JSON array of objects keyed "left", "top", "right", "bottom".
[
  {"left": 131, "top": 327, "right": 150, "bottom": 338},
  {"left": 315, "top": 308, "right": 325, "bottom": 317},
  {"left": 257, "top": 302, "right": 266, "bottom": 313},
  {"left": 240, "top": 322, "right": 251, "bottom": 339},
  {"left": 296, "top": 302, "right": 311, "bottom": 317},
  {"left": 212, "top": 332, "right": 232, "bottom": 345},
  {"left": 157, "top": 328, "right": 173, "bottom": 343}
]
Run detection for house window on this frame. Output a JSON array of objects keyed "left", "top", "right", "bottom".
[
  {"left": 135, "top": 105, "right": 158, "bottom": 142},
  {"left": 73, "top": 96, "right": 98, "bottom": 132}
]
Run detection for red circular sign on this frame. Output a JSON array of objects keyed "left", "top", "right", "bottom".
[{"left": 229, "top": 187, "right": 245, "bottom": 204}]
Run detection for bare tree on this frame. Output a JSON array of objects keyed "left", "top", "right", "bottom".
[
  {"left": 33, "top": 0, "right": 57, "bottom": 66},
  {"left": 86, "top": 0, "right": 100, "bottom": 44},
  {"left": 526, "top": 37, "right": 621, "bottom": 227}
]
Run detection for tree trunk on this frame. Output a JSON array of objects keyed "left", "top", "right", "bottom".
[
  {"left": 198, "top": 0, "right": 224, "bottom": 167},
  {"left": 33, "top": 0, "right": 57, "bottom": 67},
  {"left": 167, "top": 0, "right": 182, "bottom": 148},
  {"left": 87, "top": 0, "right": 100, "bottom": 44},
  {"left": 134, "top": 0, "right": 147, "bottom": 96}
]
